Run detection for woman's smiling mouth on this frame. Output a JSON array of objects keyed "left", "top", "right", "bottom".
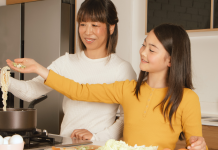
[{"left": 85, "top": 38, "right": 95, "bottom": 44}]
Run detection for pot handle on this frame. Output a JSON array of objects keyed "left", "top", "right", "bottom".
[{"left": 28, "top": 95, "right": 48, "bottom": 108}]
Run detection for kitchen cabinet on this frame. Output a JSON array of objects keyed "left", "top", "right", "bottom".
[
  {"left": 175, "top": 125, "right": 218, "bottom": 150},
  {"left": 0, "top": 0, "right": 75, "bottom": 134},
  {"left": 6, "top": 0, "right": 41, "bottom": 5}
]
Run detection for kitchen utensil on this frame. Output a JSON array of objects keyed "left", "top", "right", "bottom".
[
  {"left": 0, "top": 95, "right": 47, "bottom": 131},
  {"left": 51, "top": 145, "right": 101, "bottom": 150}
]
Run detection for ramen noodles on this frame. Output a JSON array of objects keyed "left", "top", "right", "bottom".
[{"left": 1, "top": 66, "right": 10, "bottom": 111}]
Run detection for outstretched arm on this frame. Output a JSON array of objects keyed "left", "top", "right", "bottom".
[
  {"left": 1, "top": 58, "right": 60, "bottom": 102},
  {"left": 7, "top": 58, "right": 49, "bottom": 79},
  {"left": 7, "top": 58, "right": 127, "bottom": 105}
]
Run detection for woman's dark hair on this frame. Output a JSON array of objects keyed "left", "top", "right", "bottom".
[
  {"left": 134, "top": 24, "right": 193, "bottom": 131},
  {"left": 77, "top": 0, "right": 119, "bottom": 55}
]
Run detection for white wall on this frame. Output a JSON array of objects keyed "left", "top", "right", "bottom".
[
  {"left": 111, "top": 0, "right": 133, "bottom": 64},
  {"left": 131, "top": 0, "right": 146, "bottom": 76},
  {"left": 76, "top": 0, "right": 218, "bottom": 115},
  {"left": 191, "top": 36, "right": 218, "bottom": 115}
]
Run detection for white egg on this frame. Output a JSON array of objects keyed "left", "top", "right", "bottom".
[
  {"left": 9, "top": 135, "right": 23, "bottom": 144},
  {"left": 3, "top": 136, "right": 11, "bottom": 144},
  {"left": 4, "top": 136, "right": 11, "bottom": 141},
  {"left": 3, "top": 139, "right": 9, "bottom": 144},
  {"left": 0, "top": 135, "right": 3, "bottom": 144}
]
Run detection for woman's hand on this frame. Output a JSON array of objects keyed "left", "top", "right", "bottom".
[
  {"left": 6, "top": 58, "right": 49, "bottom": 80},
  {"left": 6, "top": 58, "right": 38, "bottom": 73},
  {"left": 71, "top": 129, "right": 93, "bottom": 140},
  {"left": 187, "top": 136, "right": 206, "bottom": 150}
]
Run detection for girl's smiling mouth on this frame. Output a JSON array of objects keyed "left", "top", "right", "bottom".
[{"left": 141, "top": 59, "right": 148, "bottom": 63}]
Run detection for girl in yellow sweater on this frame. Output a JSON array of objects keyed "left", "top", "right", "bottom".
[{"left": 7, "top": 24, "right": 207, "bottom": 150}]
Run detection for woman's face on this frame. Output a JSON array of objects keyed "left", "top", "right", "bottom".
[
  {"left": 79, "top": 21, "right": 108, "bottom": 51},
  {"left": 139, "top": 30, "right": 171, "bottom": 74}
]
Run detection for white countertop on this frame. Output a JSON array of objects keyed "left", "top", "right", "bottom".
[
  {"left": 60, "top": 136, "right": 106, "bottom": 146},
  {"left": 201, "top": 114, "right": 218, "bottom": 127},
  {"left": 89, "top": 140, "right": 106, "bottom": 146}
]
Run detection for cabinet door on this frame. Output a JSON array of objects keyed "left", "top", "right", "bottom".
[
  {"left": 24, "top": 0, "right": 70, "bottom": 134},
  {"left": 0, "top": 4, "right": 21, "bottom": 79},
  {"left": 0, "top": 4, "right": 21, "bottom": 108}
]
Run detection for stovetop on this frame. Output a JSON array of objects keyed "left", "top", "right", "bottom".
[
  {"left": 23, "top": 135, "right": 93, "bottom": 150},
  {"left": 0, "top": 129, "right": 93, "bottom": 150}
]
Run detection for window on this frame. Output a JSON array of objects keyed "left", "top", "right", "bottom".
[{"left": 146, "top": 0, "right": 218, "bottom": 34}]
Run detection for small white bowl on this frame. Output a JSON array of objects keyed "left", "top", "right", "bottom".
[{"left": 0, "top": 142, "right": 24, "bottom": 150}]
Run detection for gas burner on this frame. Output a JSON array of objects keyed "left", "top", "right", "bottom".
[
  {"left": 0, "top": 128, "right": 60, "bottom": 149},
  {"left": 0, "top": 131, "right": 8, "bottom": 137},
  {"left": 24, "top": 129, "right": 56, "bottom": 149},
  {"left": 0, "top": 130, "right": 27, "bottom": 137}
]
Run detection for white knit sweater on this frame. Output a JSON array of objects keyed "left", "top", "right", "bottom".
[{"left": 0, "top": 51, "right": 136, "bottom": 141}]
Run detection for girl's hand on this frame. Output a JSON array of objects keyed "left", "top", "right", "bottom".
[
  {"left": 6, "top": 58, "right": 49, "bottom": 80},
  {"left": 188, "top": 136, "right": 206, "bottom": 150}
]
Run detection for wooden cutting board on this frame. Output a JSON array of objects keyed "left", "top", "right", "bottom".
[{"left": 51, "top": 145, "right": 101, "bottom": 150}]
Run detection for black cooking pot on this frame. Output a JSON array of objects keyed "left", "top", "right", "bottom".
[{"left": 0, "top": 95, "right": 47, "bottom": 132}]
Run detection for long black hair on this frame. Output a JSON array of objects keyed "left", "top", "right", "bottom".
[{"left": 135, "top": 24, "right": 193, "bottom": 131}]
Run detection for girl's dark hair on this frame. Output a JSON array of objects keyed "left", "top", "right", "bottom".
[
  {"left": 77, "top": 0, "right": 119, "bottom": 55},
  {"left": 135, "top": 24, "right": 193, "bottom": 130}
]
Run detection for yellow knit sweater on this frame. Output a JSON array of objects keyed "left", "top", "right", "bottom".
[{"left": 45, "top": 70, "right": 205, "bottom": 150}]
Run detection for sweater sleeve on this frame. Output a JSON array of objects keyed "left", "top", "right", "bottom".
[
  {"left": 91, "top": 62, "right": 136, "bottom": 141},
  {"left": 0, "top": 56, "right": 63, "bottom": 102},
  {"left": 45, "top": 70, "right": 129, "bottom": 105},
  {"left": 181, "top": 90, "right": 208, "bottom": 150},
  {"left": 7, "top": 76, "right": 52, "bottom": 102}
]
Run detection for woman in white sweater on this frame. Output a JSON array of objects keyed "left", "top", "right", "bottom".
[{"left": 0, "top": 0, "right": 136, "bottom": 141}]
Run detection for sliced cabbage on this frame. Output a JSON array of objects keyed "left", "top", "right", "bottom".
[{"left": 96, "top": 139, "right": 158, "bottom": 150}]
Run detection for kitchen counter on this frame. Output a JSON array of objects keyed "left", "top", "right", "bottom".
[
  {"left": 90, "top": 140, "right": 106, "bottom": 146},
  {"left": 60, "top": 135, "right": 106, "bottom": 147},
  {"left": 26, "top": 135, "right": 106, "bottom": 150},
  {"left": 28, "top": 113, "right": 218, "bottom": 150}
]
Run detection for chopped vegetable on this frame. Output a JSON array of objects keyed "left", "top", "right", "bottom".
[
  {"left": 96, "top": 139, "right": 158, "bottom": 150},
  {"left": 51, "top": 146, "right": 60, "bottom": 150},
  {"left": 12, "top": 62, "right": 26, "bottom": 69}
]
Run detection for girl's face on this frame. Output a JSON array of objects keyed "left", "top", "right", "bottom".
[
  {"left": 139, "top": 30, "right": 171, "bottom": 74},
  {"left": 79, "top": 22, "right": 108, "bottom": 51}
]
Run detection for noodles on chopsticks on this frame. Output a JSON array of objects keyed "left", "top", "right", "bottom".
[{"left": 1, "top": 66, "right": 10, "bottom": 111}]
